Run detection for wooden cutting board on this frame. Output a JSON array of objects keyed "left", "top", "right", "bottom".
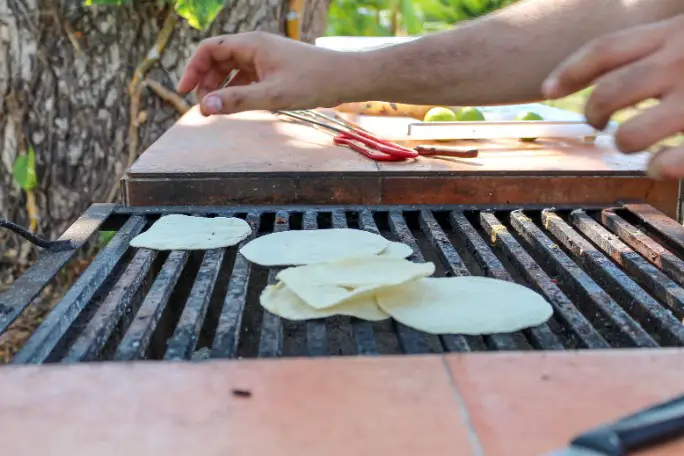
[{"left": 122, "top": 107, "right": 678, "bottom": 218}]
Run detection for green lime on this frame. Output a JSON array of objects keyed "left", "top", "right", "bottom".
[
  {"left": 515, "top": 111, "right": 544, "bottom": 142},
  {"left": 455, "top": 107, "right": 485, "bottom": 122},
  {"left": 424, "top": 107, "right": 457, "bottom": 122}
]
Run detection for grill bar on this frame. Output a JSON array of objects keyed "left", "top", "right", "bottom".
[
  {"left": 543, "top": 210, "right": 684, "bottom": 346},
  {"left": 63, "top": 248, "right": 157, "bottom": 362},
  {"left": 5, "top": 203, "right": 684, "bottom": 364},
  {"left": 257, "top": 211, "right": 289, "bottom": 357},
  {"left": 625, "top": 204, "right": 684, "bottom": 252},
  {"left": 471, "top": 212, "right": 564, "bottom": 350},
  {"left": 361, "top": 210, "right": 430, "bottom": 354},
  {"left": 448, "top": 212, "right": 532, "bottom": 351},
  {"left": 571, "top": 210, "right": 684, "bottom": 319},
  {"left": 331, "top": 210, "right": 378, "bottom": 356},
  {"left": 0, "top": 204, "right": 114, "bottom": 335},
  {"left": 303, "top": 211, "right": 328, "bottom": 357},
  {"left": 601, "top": 209, "right": 684, "bottom": 287},
  {"left": 164, "top": 248, "right": 226, "bottom": 360},
  {"left": 210, "top": 212, "right": 261, "bottom": 359},
  {"left": 387, "top": 211, "right": 440, "bottom": 354},
  {"left": 114, "top": 250, "right": 189, "bottom": 360},
  {"left": 510, "top": 211, "right": 658, "bottom": 348},
  {"left": 11, "top": 215, "right": 147, "bottom": 364},
  {"left": 417, "top": 210, "right": 479, "bottom": 352},
  {"left": 479, "top": 211, "right": 610, "bottom": 349}
]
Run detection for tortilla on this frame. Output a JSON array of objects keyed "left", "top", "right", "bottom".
[
  {"left": 378, "top": 241, "right": 413, "bottom": 259},
  {"left": 260, "top": 283, "right": 390, "bottom": 321},
  {"left": 129, "top": 214, "right": 251, "bottom": 250},
  {"left": 276, "top": 257, "right": 435, "bottom": 309},
  {"left": 239, "top": 228, "right": 389, "bottom": 266},
  {"left": 375, "top": 277, "right": 553, "bottom": 335}
]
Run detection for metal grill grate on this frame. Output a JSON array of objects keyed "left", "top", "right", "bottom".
[{"left": 3, "top": 203, "right": 684, "bottom": 364}]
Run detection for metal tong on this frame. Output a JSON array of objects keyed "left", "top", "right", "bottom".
[
  {"left": 277, "top": 110, "right": 418, "bottom": 161},
  {"left": 546, "top": 393, "right": 684, "bottom": 456}
]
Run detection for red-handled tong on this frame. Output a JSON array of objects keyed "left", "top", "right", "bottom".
[{"left": 277, "top": 110, "right": 419, "bottom": 161}]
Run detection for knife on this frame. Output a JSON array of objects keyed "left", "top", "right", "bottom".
[{"left": 545, "top": 394, "right": 684, "bottom": 456}]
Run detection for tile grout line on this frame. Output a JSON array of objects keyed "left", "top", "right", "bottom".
[{"left": 441, "top": 356, "right": 486, "bottom": 456}]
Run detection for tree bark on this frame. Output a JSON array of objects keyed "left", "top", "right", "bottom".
[{"left": 0, "top": 0, "right": 330, "bottom": 276}]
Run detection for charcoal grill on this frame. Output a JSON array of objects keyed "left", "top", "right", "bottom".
[{"left": 3, "top": 202, "right": 684, "bottom": 365}]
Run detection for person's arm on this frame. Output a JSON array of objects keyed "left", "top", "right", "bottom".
[
  {"left": 178, "top": 0, "right": 683, "bottom": 115},
  {"left": 355, "top": 0, "right": 684, "bottom": 106}
]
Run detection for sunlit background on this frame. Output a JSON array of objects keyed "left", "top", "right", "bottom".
[{"left": 323, "top": 0, "right": 660, "bottom": 130}]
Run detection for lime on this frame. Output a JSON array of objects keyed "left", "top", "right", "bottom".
[
  {"left": 515, "top": 111, "right": 544, "bottom": 142},
  {"left": 455, "top": 107, "right": 485, "bottom": 122},
  {"left": 424, "top": 107, "right": 457, "bottom": 122}
]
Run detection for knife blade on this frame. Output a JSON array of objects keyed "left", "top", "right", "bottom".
[{"left": 543, "top": 394, "right": 684, "bottom": 456}]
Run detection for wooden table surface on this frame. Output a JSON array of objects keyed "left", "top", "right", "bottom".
[
  {"left": 2, "top": 350, "right": 683, "bottom": 455},
  {"left": 122, "top": 108, "right": 678, "bottom": 218}
]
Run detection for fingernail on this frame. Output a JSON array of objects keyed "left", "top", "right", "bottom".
[
  {"left": 203, "top": 96, "right": 222, "bottom": 115},
  {"left": 542, "top": 78, "right": 559, "bottom": 99}
]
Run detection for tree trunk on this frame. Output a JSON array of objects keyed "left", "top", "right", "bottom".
[{"left": 0, "top": 0, "right": 330, "bottom": 277}]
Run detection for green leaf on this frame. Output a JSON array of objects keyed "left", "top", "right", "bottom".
[
  {"left": 83, "top": 0, "right": 129, "bottom": 6},
  {"left": 12, "top": 147, "right": 38, "bottom": 192},
  {"left": 174, "top": 0, "right": 225, "bottom": 30},
  {"left": 399, "top": 0, "right": 422, "bottom": 34},
  {"left": 98, "top": 231, "right": 117, "bottom": 247}
]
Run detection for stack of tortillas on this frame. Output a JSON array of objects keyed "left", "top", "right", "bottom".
[{"left": 241, "top": 228, "right": 553, "bottom": 335}]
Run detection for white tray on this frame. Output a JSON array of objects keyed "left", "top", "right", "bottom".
[{"left": 407, "top": 103, "right": 618, "bottom": 140}]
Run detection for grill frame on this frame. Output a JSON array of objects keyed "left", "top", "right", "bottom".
[{"left": 3, "top": 202, "right": 684, "bottom": 365}]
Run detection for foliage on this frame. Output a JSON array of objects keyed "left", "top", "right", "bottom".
[
  {"left": 173, "top": 0, "right": 225, "bottom": 30},
  {"left": 98, "top": 230, "right": 117, "bottom": 247},
  {"left": 12, "top": 147, "right": 37, "bottom": 192},
  {"left": 84, "top": 0, "right": 224, "bottom": 30},
  {"left": 327, "top": 0, "right": 519, "bottom": 36}
]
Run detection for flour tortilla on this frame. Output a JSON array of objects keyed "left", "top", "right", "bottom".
[
  {"left": 260, "top": 283, "right": 390, "bottom": 321},
  {"left": 378, "top": 241, "right": 413, "bottom": 259},
  {"left": 130, "top": 214, "right": 251, "bottom": 250},
  {"left": 375, "top": 277, "right": 553, "bottom": 335},
  {"left": 239, "top": 228, "right": 389, "bottom": 266},
  {"left": 276, "top": 257, "right": 435, "bottom": 309}
]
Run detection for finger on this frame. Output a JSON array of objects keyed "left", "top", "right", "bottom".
[
  {"left": 543, "top": 22, "right": 667, "bottom": 99},
  {"left": 224, "top": 70, "right": 256, "bottom": 88},
  {"left": 196, "top": 67, "right": 232, "bottom": 101},
  {"left": 584, "top": 58, "right": 670, "bottom": 130},
  {"left": 200, "top": 82, "right": 289, "bottom": 116},
  {"left": 177, "top": 36, "right": 243, "bottom": 93},
  {"left": 647, "top": 144, "right": 684, "bottom": 180},
  {"left": 615, "top": 97, "right": 684, "bottom": 153}
]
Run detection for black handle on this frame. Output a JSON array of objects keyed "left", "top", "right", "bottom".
[
  {"left": 571, "top": 394, "right": 684, "bottom": 455},
  {"left": 0, "top": 219, "right": 75, "bottom": 252}
]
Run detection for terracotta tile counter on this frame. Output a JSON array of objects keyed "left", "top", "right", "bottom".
[{"left": 2, "top": 350, "right": 683, "bottom": 455}]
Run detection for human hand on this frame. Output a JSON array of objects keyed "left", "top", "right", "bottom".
[
  {"left": 542, "top": 15, "right": 684, "bottom": 179},
  {"left": 177, "top": 32, "right": 361, "bottom": 117}
]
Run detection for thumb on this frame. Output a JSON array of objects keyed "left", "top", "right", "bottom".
[{"left": 200, "top": 82, "right": 287, "bottom": 116}]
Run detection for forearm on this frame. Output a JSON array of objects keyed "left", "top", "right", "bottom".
[{"left": 347, "top": 0, "right": 684, "bottom": 106}]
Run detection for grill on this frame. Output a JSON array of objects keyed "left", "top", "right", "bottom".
[{"left": 3, "top": 202, "right": 684, "bottom": 364}]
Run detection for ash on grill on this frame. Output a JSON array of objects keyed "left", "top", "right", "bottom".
[{"left": 3, "top": 203, "right": 684, "bottom": 365}]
